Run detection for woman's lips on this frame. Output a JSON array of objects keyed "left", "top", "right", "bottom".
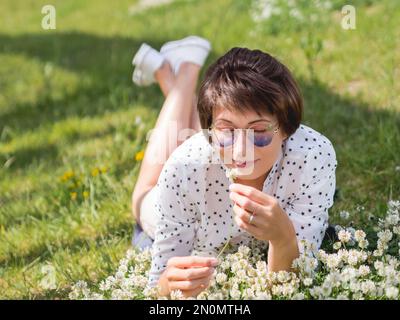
[{"left": 233, "top": 159, "right": 259, "bottom": 168}]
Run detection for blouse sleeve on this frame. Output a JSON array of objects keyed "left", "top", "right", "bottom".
[
  {"left": 148, "top": 157, "right": 198, "bottom": 287},
  {"left": 285, "top": 143, "right": 338, "bottom": 254}
]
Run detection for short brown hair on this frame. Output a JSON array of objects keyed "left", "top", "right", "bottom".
[{"left": 197, "top": 47, "right": 303, "bottom": 138}]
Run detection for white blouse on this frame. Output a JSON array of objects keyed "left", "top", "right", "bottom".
[{"left": 148, "top": 124, "right": 337, "bottom": 287}]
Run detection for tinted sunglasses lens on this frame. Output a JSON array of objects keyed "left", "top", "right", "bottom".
[
  {"left": 252, "top": 132, "right": 274, "bottom": 147},
  {"left": 211, "top": 129, "right": 275, "bottom": 147},
  {"left": 212, "top": 129, "right": 234, "bottom": 147}
]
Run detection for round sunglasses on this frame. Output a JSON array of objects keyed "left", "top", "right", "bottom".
[{"left": 208, "top": 122, "right": 280, "bottom": 148}]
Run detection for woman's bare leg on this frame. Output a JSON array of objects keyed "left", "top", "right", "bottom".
[
  {"left": 158, "top": 62, "right": 201, "bottom": 132},
  {"left": 190, "top": 94, "right": 202, "bottom": 132},
  {"left": 132, "top": 61, "right": 201, "bottom": 224}
]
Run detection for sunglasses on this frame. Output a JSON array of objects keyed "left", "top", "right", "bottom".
[{"left": 208, "top": 123, "right": 280, "bottom": 148}]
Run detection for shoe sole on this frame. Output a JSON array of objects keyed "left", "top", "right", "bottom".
[
  {"left": 132, "top": 68, "right": 144, "bottom": 86},
  {"left": 132, "top": 43, "right": 152, "bottom": 67},
  {"left": 132, "top": 43, "right": 159, "bottom": 86}
]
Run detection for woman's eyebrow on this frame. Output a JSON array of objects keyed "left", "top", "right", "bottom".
[
  {"left": 247, "top": 119, "right": 271, "bottom": 124},
  {"left": 216, "top": 118, "right": 271, "bottom": 124}
]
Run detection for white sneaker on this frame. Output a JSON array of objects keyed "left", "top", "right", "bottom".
[
  {"left": 160, "top": 35, "right": 211, "bottom": 74},
  {"left": 132, "top": 43, "right": 165, "bottom": 86}
]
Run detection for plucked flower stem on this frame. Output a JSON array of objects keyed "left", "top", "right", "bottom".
[{"left": 216, "top": 168, "right": 240, "bottom": 258}]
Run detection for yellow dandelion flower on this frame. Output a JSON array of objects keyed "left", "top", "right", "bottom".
[
  {"left": 100, "top": 166, "right": 108, "bottom": 173},
  {"left": 83, "top": 191, "right": 90, "bottom": 199},
  {"left": 91, "top": 168, "right": 100, "bottom": 177},
  {"left": 135, "top": 150, "right": 144, "bottom": 161},
  {"left": 61, "top": 170, "right": 74, "bottom": 181},
  {"left": 70, "top": 192, "right": 78, "bottom": 200}
]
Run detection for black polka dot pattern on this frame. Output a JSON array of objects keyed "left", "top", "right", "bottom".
[{"left": 148, "top": 124, "right": 338, "bottom": 287}]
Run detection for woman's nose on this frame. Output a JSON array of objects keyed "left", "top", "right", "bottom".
[{"left": 232, "top": 130, "right": 252, "bottom": 161}]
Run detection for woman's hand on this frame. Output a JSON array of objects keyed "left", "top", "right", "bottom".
[
  {"left": 228, "top": 183, "right": 296, "bottom": 247},
  {"left": 229, "top": 183, "right": 299, "bottom": 272},
  {"left": 158, "top": 256, "right": 218, "bottom": 298}
]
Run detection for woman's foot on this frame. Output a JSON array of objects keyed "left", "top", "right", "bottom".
[
  {"left": 154, "top": 60, "right": 176, "bottom": 96},
  {"left": 132, "top": 43, "right": 165, "bottom": 86},
  {"left": 155, "top": 61, "right": 201, "bottom": 97},
  {"left": 160, "top": 35, "right": 211, "bottom": 74}
]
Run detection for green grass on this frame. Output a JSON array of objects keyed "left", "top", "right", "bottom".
[{"left": 0, "top": 0, "right": 399, "bottom": 299}]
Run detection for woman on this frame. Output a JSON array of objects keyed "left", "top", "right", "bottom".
[{"left": 131, "top": 36, "right": 337, "bottom": 298}]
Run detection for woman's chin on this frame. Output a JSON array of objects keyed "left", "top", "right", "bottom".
[{"left": 232, "top": 168, "right": 261, "bottom": 180}]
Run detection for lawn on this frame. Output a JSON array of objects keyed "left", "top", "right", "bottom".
[{"left": 0, "top": 0, "right": 399, "bottom": 299}]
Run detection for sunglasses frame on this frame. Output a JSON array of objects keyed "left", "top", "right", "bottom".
[{"left": 208, "top": 122, "right": 280, "bottom": 148}]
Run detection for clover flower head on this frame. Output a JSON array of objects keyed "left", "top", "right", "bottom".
[
  {"left": 338, "top": 229, "right": 352, "bottom": 243},
  {"left": 225, "top": 167, "right": 240, "bottom": 182}
]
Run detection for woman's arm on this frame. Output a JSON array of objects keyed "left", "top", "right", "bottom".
[
  {"left": 267, "top": 222, "right": 299, "bottom": 272},
  {"left": 147, "top": 157, "right": 218, "bottom": 298}
]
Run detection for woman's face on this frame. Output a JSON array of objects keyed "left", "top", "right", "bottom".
[{"left": 212, "top": 106, "right": 288, "bottom": 182}]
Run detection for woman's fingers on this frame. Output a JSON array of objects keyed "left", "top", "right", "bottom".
[
  {"left": 182, "top": 286, "right": 208, "bottom": 298},
  {"left": 163, "top": 256, "right": 218, "bottom": 297},
  {"left": 234, "top": 213, "right": 263, "bottom": 238},
  {"left": 229, "top": 183, "right": 271, "bottom": 204},
  {"left": 232, "top": 203, "right": 252, "bottom": 222},
  {"left": 168, "top": 273, "right": 214, "bottom": 292},
  {"left": 167, "top": 256, "right": 218, "bottom": 268},
  {"left": 229, "top": 190, "right": 265, "bottom": 215},
  {"left": 166, "top": 266, "right": 214, "bottom": 281},
  {"left": 181, "top": 276, "right": 214, "bottom": 298}
]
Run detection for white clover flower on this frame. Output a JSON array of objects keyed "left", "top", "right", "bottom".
[
  {"left": 215, "top": 272, "right": 227, "bottom": 284},
  {"left": 170, "top": 290, "right": 185, "bottom": 300},
  {"left": 208, "top": 292, "right": 224, "bottom": 300},
  {"left": 230, "top": 288, "right": 241, "bottom": 299},
  {"left": 334, "top": 225, "right": 344, "bottom": 233},
  {"left": 338, "top": 230, "right": 352, "bottom": 243},
  {"left": 388, "top": 200, "right": 400, "bottom": 212},
  {"left": 303, "top": 278, "right": 313, "bottom": 287},
  {"left": 325, "top": 272, "right": 341, "bottom": 288},
  {"left": 254, "top": 292, "right": 272, "bottom": 300},
  {"left": 385, "top": 214, "right": 399, "bottom": 226},
  {"left": 349, "top": 281, "right": 361, "bottom": 293},
  {"left": 236, "top": 269, "right": 247, "bottom": 279},
  {"left": 354, "top": 230, "right": 366, "bottom": 242},
  {"left": 333, "top": 242, "right": 341, "bottom": 250},
  {"left": 225, "top": 167, "right": 239, "bottom": 182},
  {"left": 385, "top": 286, "right": 399, "bottom": 299},
  {"left": 339, "top": 210, "right": 350, "bottom": 220},
  {"left": 378, "top": 229, "right": 393, "bottom": 243},
  {"left": 360, "top": 280, "right": 376, "bottom": 295},
  {"left": 196, "top": 291, "right": 209, "bottom": 300},
  {"left": 321, "top": 282, "right": 332, "bottom": 297},
  {"left": 356, "top": 205, "right": 365, "bottom": 212},
  {"left": 358, "top": 265, "right": 370, "bottom": 277},
  {"left": 326, "top": 254, "right": 340, "bottom": 269},
  {"left": 358, "top": 239, "right": 369, "bottom": 249},
  {"left": 347, "top": 251, "right": 359, "bottom": 266},
  {"left": 238, "top": 245, "right": 251, "bottom": 256}
]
